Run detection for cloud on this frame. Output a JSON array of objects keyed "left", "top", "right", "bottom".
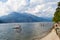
[
  {"left": 0, "top": 0, "right": 60, "bottom": 17},
  {"left": 0, "top": 0, "right": 28, "bottom": 16},
  {"left": 25, "top": 2, "right": 58, "bottom": 17},
  {"left": 25, "top": 4, "right": 45, "bottom": 13},
  {"left": 30, "top": 0, "right": 45, "bottom": 4},
  {"left": 6, "top": 0, "right": 27, "bottom": 11},
  {"left": 0, "top": 2, "right": 10, "bottom": 16},
  {"left": 42, "top": 7, "right": 55, "bottom": 17}
]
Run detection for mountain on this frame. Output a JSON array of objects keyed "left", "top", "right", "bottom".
[
  {"left": 0, "top": 20, "right": 4, "bottom": 23},
  {"left": 0, "top": 12, "right": 52, "bottom": 23}
]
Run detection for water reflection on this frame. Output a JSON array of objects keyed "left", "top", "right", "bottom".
[{"left": 0, "top": 22, "right": 53, "bottom": 40}]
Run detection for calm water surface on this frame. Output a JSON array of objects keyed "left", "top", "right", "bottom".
[{"left": 0, "top": 22, "right": 53, "bottom": 40}]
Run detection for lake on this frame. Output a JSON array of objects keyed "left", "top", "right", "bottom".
[{"left": 0, "top": 22, "right": 53, "bottom": 40}]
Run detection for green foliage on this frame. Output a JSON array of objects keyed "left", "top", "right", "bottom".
[
  {"left": 58, "top": 2, "right": 60, "bottom": 6},
  {"left": 53, "top": 2, "right": 60, "bottom": 22}
]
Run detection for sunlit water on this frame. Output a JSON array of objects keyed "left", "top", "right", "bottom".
[{"left": 0, "top": 22, "right": 53, "bottom": 40}]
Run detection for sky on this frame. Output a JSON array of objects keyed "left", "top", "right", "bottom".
[{"left": 0, "top": 0, "right": 60, "bottom": 17}]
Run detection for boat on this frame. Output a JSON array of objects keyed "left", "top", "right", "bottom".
[{"left": 13, "top": 24, "right": 21, "bottom": 29}]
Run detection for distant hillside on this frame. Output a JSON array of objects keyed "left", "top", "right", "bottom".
[
  {"left": 0, "top": 12, "right": 52, "bottom": 23},
  {"left": 0, "top": 20, "right": 4, "bottom": 23}
]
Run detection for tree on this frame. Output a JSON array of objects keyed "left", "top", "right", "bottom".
[{"left": 53, "top": 2, "right": 60, "bottom": 23}]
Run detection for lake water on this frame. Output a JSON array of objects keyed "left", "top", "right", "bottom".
[{"left": 0, "top": 22, "right": 53, "bottom": 40}]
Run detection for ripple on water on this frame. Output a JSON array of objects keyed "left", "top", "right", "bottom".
[{"left": 0, "top": 23, "right": 53, "bottom": 40}]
